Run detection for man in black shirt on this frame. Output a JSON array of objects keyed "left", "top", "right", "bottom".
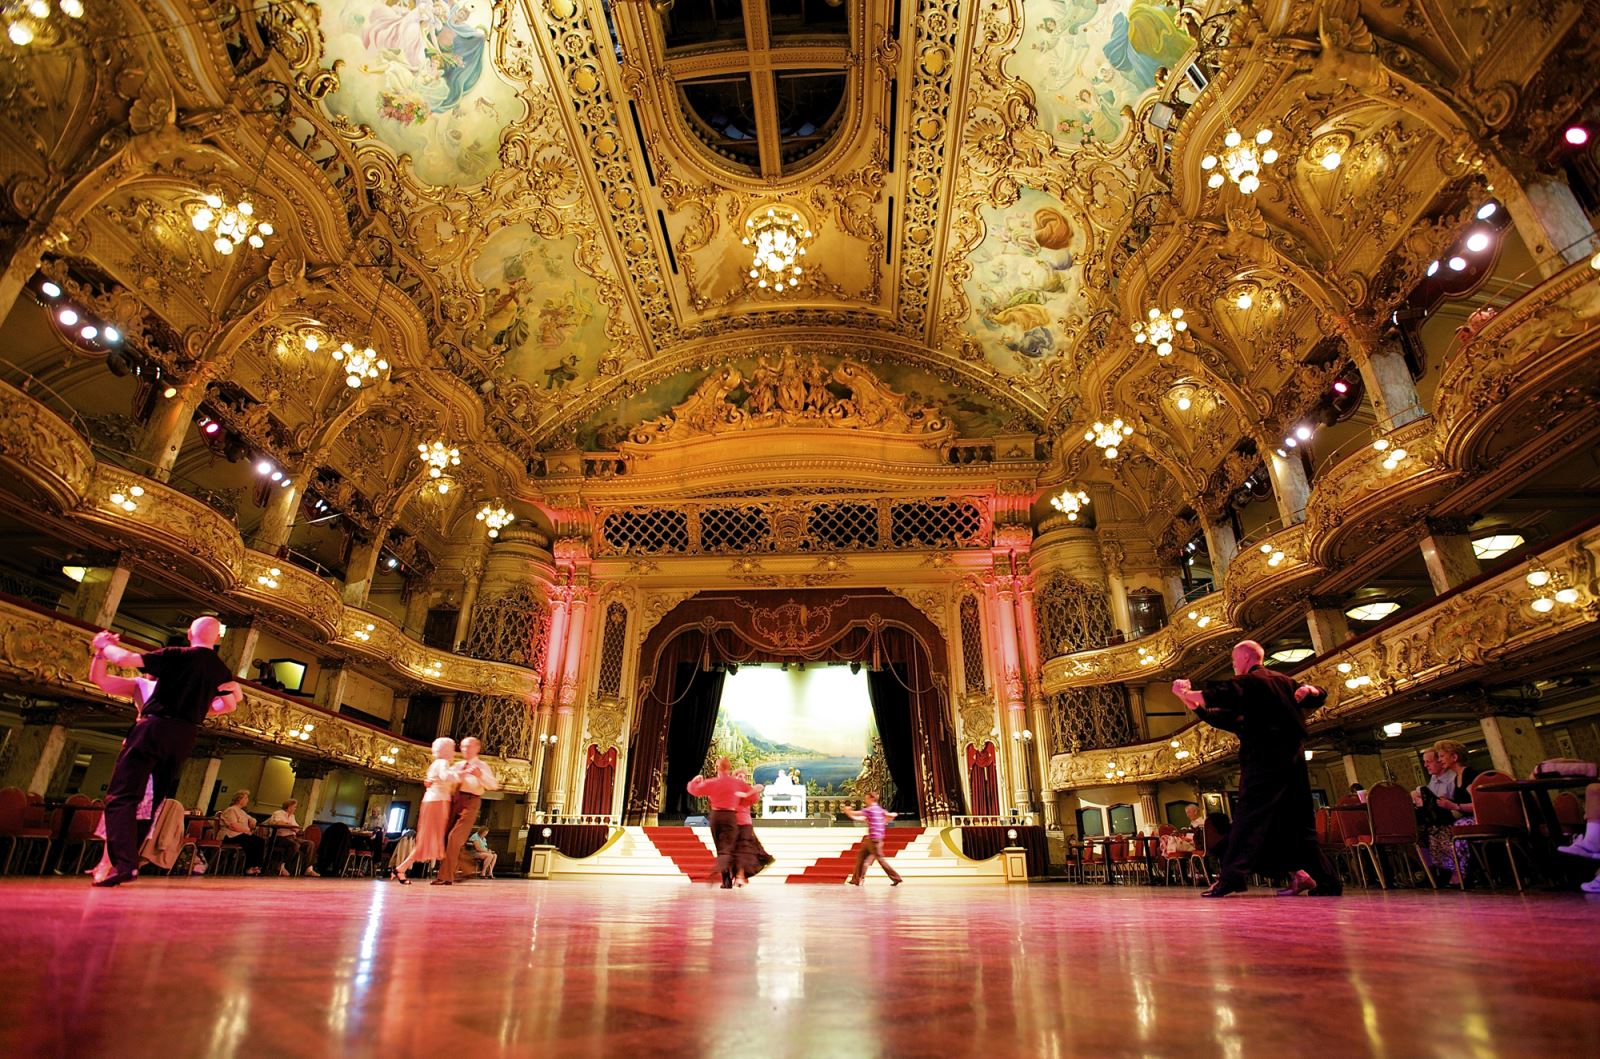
[
  {"left": 91, "top": 616, "right": 241, "bottom": 887},
  {"left": 1172, "top": 640, "right": 1341, "bottom": 898}
]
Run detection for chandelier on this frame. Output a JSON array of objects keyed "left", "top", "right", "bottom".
[
  {"left": 417, "top": 441, "right": 461, "bottom": 490},
  {"left": 1085, "top": 418, "right": 1134, "bottom": 459},
  {"left": 476, "top": 503, "right": 514, "bottom": 538},
  {"left": 1050, "top": 487, "right": 1090, "bottom": 521},
  {"left": 742, "top": 206, "right": 812, "bottom": 291},
  {"left": 1132, "top": 306, "right": 1186, "bottom": 356},
  {"left": 303, "top": 331, "right": 389, "bottom": 389},
  {"left": 5, "top": 0, "right": 82, "bottom": 46},
  {"left": 1201, "top": 128, "right": 1278, "bottom": 194},
  {"left": 190, "top": 192, "right": 274, "bottom": 255}
]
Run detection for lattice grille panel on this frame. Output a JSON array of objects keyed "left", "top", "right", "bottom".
[
  {"left": 601, "top": 509, "right": 691, "bottom": 554},
  {"left": 699, "top": 506, "right": 773, "bottom": 553},
  {"left": 1047, "top": 685, "right": 1136, "bottom": 755},
  {"left": 453, "top": 694, "right": 532, "bottom": 760},
  {"left": 890, "top": 499, "right": 986, "bottom": 548},
  {"left": 462, "top": 584, "right": 547, "bottom": 670},
  {"left": 806, "top": 502, "right": 879, "bottom": 550},
  {"left": 596, "top": 601, "right": 629, "bottom": 697},
  {"left": 1035, "top": 574, "right": 1116, "bottom": 656},
  {"left": 958, "top": 594, "right": 986, "bottom": 692}
]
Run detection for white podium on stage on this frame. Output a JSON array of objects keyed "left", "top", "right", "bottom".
[{"left": 761, "top": 770, "right": 807, "bottom": 818}]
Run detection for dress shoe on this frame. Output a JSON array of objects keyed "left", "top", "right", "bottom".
[
  {"left": 1581, "top": 874, "right": 1600, "bottom": 894},
  {"left": 1200, "top": 881, "right": 1247, "bottom": 898},
  {"left": 91, "top": 872, "right": 136, "bottom": 888},
  {"left": 305, "top": 867, "right": 320, "bottom": 877},
  {"left": 890, "top": 878, "right": 902, "bottom": 887},
  {"left": 1275, "top": 870, "right": 1318, "bottom": 897}
]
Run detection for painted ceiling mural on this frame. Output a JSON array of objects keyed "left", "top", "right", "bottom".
[
  {"left": 1015, "top": 0, "right": 1193, "bottom": 149},
  {"left": 318, "top": 0, "right": 527, "bottom": 187},
  {"left": 470, "top": 225, "right": 608, "bottom": 394}
]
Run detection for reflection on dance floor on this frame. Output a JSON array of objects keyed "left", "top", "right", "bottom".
[{"left": 2, "top": 878, "right": 1598, "bottom": 1057}]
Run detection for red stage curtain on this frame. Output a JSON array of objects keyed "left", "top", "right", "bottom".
[
  {"left": 582, "top": 745, "right": 617, "bottom": 817},
  {"left": 966, "top": 742, "right": 1000, "bottom": 817}
]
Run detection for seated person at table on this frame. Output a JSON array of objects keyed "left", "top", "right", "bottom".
[
  {"left": 1423, "top": 739, "right": 1478, "bottom": 885},
  {"left": 1183, "top": 804, "right": 1203, "bottom": 829},
  {"left": 468, "top": 826, "right": 497, "bottom": 879},
  {"left": 265, "top": 799, "right": 320, "bottom": 877},
  {"left": 217, "top": 789, "right": 265, "bottom": 875}
]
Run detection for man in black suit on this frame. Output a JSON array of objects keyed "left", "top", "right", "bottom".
[
  {"left": 91, "top": 616, "right": 241, "bottom": 887},
  {"left": 1172, "top": 640, "right": 1341, "bottom": 898}
]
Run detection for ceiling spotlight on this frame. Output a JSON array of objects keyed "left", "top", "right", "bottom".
[
  {"left": 1565, "top": 125, "right": 1590, "bottom": 146},
  {"left": 268, "top": 470, "right": 283, "bottom": 482},
  {"left": 102, "top": 326, "right": 121, "bottom": 343},
  {"left": 1448, "top": 256, "right": 1467, "bottom": 271},
  {"left": 1426, "top": 260, "right": 1440, "bottom": 277},
  {"left": 1319, "top": 151, "right": 1342, "bottom": 171},
  {"left": 1275, "top": 447, "right": 1288, "bottom": 458},
  {"left": 1283, "top": 436, "right": 1297, "bottom": 448},
  {"left": 1332, "top": 380, "right": 1349, "bottom": 394},
  {"left": 40, "top": 281, "right": 61, "bottom": 298},
  {"left": 162, "top": 385, "right": 178, "bottom": 399},
  {"left": 1465, "top": 231, "right": 1491, "bottom": 253},
  {"left": 80, "top": 324, "right": 98, "bottom": 340},
  {"left": 255, "top": 460, "right": 273, "bottom": 475},
  {"left": 385, "top": 557, "right": 398, "bottom": 569},
  {"left": 1476, "top": 202, "right": 1498, "bottom": 220},
  {"left": 1176, "top": 395, "right": 1192, "bottom": 411},
  {"left": 1294, "top": 425, "right": 1313, "bottom": 441},
  {"left": 1383, "top": 722, "right": 1404, "bottom": 738},
  {"left": 58, "top": 308, "right": 78, "bottom": 326},
  {"left": 201, "top": 419, "right": 220, "bottom": 435}
]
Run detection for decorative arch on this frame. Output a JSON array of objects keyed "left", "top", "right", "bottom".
[{"left": 622, "top": 588, "right": 965, "bottom": 824}]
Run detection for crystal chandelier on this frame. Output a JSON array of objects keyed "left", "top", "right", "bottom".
[
  {"left": 1085, "top": 419, "right": 1134, "bottom": 459},
  {"left": 476, "top": 503, "right": 514, "bottom": 538},
  {"left": 5, "top": 0, "right": 83, "bottom": 47},
  {"left": 742, "top": 206, "right": 812, "bottom": 291},
  {"left": 1050, "top": 487, "right": 1090, "bottom": 521},
  {"left": 190, "top": 192, "right": 274, "bottom": 255},
  {"left": 1201, "top": 128, "right": 1278, "bottom": 194},
  {"left": 417, "top": 441, "right": 460, "bottom": 490},
  {"left": 1132, "top": 306, "right": 1186, "bottom": 356},
  {"left": 303, "top": 331, "right": 389, "bottom": 389}
]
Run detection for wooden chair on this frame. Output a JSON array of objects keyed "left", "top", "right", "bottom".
[
  {"left": 1333, "top": 797, "right": 1375, "bottom": 889},
  {"left": 1456, "top": 771, "right": 1533, "bottom": 892}
]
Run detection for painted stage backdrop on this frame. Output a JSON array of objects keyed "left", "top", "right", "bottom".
[{"left": 709, "top": 665, "right": 881, "bottom": 796}]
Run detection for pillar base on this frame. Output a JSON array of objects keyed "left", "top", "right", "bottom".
[{"left": 525, "top": 843, "right": 557, "bottom": 880}]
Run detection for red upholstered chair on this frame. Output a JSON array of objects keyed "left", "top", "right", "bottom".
[
  {"left": 1553, "top": 792, "right": 1584, "bottom": 836},
  {"left": 1456, "top": 771, "right": 1532, "bottom": 892},
  {"left": 0, "top": 787, "right": 53, "bottom": 874},
  {"left": 1346, "top": 782, "right": 1436, "bottom": 890},
  {"left": 1333, "top": 797, "right": 1375, "bottom": 890},
  {"left": 185, "top": 818, "right": 227, "bottom": 877},
  {"left": 57, "top": 806, "right": 104, "bottom": 876}
]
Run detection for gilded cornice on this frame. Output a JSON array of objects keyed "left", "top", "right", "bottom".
[
  {"left": 0, "top": 596, "right": 533, "bottom": 792},
  {"left": 1049, "top": 519, "right": 1600, "bottom": 790}
]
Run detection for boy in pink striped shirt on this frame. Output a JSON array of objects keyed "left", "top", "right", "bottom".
[{"left": 842, "top": 791, "right": 903, "bottom": 886}]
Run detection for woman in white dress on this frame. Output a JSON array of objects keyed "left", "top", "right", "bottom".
[{"left": 391, "top": 737, "right": 456, "bottom": 884}]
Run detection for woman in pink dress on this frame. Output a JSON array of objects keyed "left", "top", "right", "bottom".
[{"left": 391, "top": 737, "right": 456, "bottom": 884}]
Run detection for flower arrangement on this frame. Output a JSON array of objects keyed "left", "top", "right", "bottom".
[{"left": 379, "top": 91, "right": 430, "bottom": 126}]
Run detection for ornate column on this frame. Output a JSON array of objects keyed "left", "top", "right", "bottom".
[
  {"left": 988, "top": 572, "right": 1031, "bottom": 816},
  {"left": 1332, "top": 732, "right": 1387, "bottom": 792},
  {"left": 436, "top": 693, "right": 457, "bottom": 740},
  {"left": 255, "top": 474, "right": 304, "bottom": 553},
  {"left": 290, "top": 760, "right": 333, "bottom": 825},
  {"left": 0, "top": 705, "right": 78, "bottom": 795},
  {"left": 1013, "top": 577, "right": 1055, "bottom": 828},
  {"left": 1486, "top": 157, "right": 1600, "bottom": 279},
  {"left": 71, "top": 560, "right": 133, "bottom": 630},
  {"left": 342, "top": 521, "right": 391, "bottom": 606},
  {"left": 540, "top": 589, "right": 572, "bottom": 709},
  {"left": 1305, "top": 598, "right": 1351, "bottom": 656},
  {"left": 1475, "top": 700, "right": 1547, "bottom": 778},
  {"left": 316, "top": 662, "right": 349, "bottom": 713},
  {"left": 389, "top": 695, "right": 410, "bottom": 735},
  {"left": 135, "top": 377, "right": 208, "bottom": 483},
  {"left": 452, "top": 547, "right": 487, "bottom": 651},
  {"left": 402, "top": 574, "right": 433, "bottom": 634},
  {"left": 1099, "top": 541, "right": 1132, "bottom": 638},
  {"left": 1418, "top": 517, "right": 1480, "bottom": 594},
  {"left": 219, "top": 621, "right": 262, "bottom": 678},
  {"left": 1198, "top": 513, "right": 1238, "bottom": 579},
  {"left": 549, "top": 583, "right": 590, "bottom": 815},
  {"left": 1136, "top": 782, "right": 1160, "bottom": 831},
  {"left": 194, "top": 752, "right": 225, "bottom": 814},
  {"left": 1262, "top": 449, "right": 1311, "bottom": 526},
  {"left": 1353, "top": 332, "right": 1426, "bottom": 428}
]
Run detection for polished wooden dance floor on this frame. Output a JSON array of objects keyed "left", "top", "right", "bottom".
[{"left": 2, "top": 877, "right": 1598, "bottom": 1057}]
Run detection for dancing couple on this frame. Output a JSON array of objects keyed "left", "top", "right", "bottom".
[
  {"left": 686, "top": 757, "right": 773, "bottom": 887},
  {"left": 392, "top": 735, "right": 499, "bottom": 884}
]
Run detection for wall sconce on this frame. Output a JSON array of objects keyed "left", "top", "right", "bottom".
[
  {"left": 378, "top": 745, "right": 399, "bottom": 767},
  {"left": 1336, "top": 661, "right": 1373, "bottom": 690},
  {"left": 1526, "top": 565, "right": 1580, "bottom": 612},
  {"left": 1136, "top": 644, "right": 1157, "bottom": 667},
  {"left": 1372, "top": 436, "right": 1409, "bottom": 471},
  {"left": 1185, "top": 609, "right": 1213, "bottom": 629},
  {"left": 287, "top": 722, "right": 314, "bottom": 743},
  {"left": 352, "top": 622, "right": 376, "bottom": 642},
  {"left": 1103, "top": 760, "right": 1128, "bottom": 781},
  {"left": 1257, "top": 542, "right": 1287, "bottom": 567}
]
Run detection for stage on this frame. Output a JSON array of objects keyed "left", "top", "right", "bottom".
[{"left": 3, "top": 878, "right": 1598, "bottom": 1057}]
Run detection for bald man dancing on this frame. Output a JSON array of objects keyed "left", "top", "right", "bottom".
[
  {"left": 91, "top": 617, "right": 240, "bottom": 887},
  {"left": 1172, "top": 640, "right": 1341, "bottom": 898}
]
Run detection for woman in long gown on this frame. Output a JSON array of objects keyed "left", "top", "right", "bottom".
[
  {"left": 731, "top": 768, "right": 771, "bottom": 885},
  {"left": 391, "top": 737, "right": 456, "bottom": 884}
]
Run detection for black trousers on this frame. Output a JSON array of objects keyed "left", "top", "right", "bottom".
[
  {"left": 104, "top": 717, "right": 199, "bottom": 875},
  {"left": 1218, "top": 762, "right": 1341, "bottom": 895},
  {"left": 708, "top": 809, "right": 739, "bottom": 881}
]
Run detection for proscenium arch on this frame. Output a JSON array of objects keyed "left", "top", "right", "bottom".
[{"left": 621, "top": 588, "right": 966, "bottom": 825}]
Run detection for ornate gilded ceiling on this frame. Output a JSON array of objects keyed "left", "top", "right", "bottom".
[{"left": 3, "top": 0, "right": 1586, "bottom": 542}]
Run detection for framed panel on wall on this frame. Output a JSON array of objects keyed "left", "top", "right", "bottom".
[
  {"left": 1108, "top": 803, "right": 1137, "bottom": 835},
  {"left": 1077, "top": 807, "right": 1105, "bottom": 837}
]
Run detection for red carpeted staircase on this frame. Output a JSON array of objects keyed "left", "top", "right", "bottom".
[
  {"left": 643, "top": 827, "right": 720, "bottom": 883},
  {"left": 786, "top": 828, "right": 924, "bottom": 884}
]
